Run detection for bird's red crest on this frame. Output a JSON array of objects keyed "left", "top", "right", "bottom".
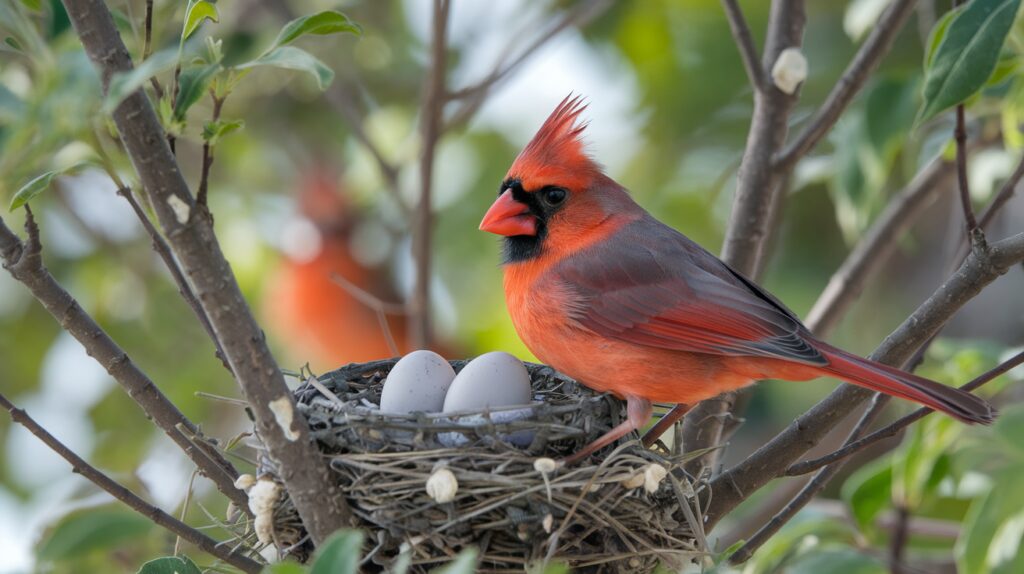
[{"left": 507, "top": 95, "right": 602, "bottom": 192}]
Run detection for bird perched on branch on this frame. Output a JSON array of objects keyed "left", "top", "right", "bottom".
[{"left": 479, "top": 96, "right": 995, "bottom": 465}]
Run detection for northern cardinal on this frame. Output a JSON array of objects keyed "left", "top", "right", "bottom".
[{"left": 479, "top": 96, "right": 995, "bottom": 464}]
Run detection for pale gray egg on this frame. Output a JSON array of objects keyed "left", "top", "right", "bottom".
[
  {"left": 379, "top": 350, "right": 455, "bottom": 414},
  {"left": 442, "top": 351, "right": 531, "bottom": 412}
]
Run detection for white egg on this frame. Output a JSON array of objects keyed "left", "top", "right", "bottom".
[
  {"left": 379, "top": 350, "right": 455, "bottom": 414},
  {"left": 442, "top": 351, "right": 532, "bottom": 412}
]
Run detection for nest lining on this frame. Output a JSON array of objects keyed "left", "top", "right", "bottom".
[{"left": 257, "top": 359, "right": 707, "bottom": 573}]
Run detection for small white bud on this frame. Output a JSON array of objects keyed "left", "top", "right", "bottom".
[
  {"left": 542, "top": 513, "right": 554, "bottom": 533},
  {"left": 621, "top": 470, "right": 646, "bottom": 489},
  {"left": 771, "top": 47, "right": 808, "bottom": 95},
  {"left": 426, "top": 468, "right": 458, "bottom": 503},
  {"left": 234, "top": 473, "right": 257, "bottom": 491},
  {"left": 643, "top": 464, "right": 668, "bottom": 494},
  {"left": 534, "top": 457, "right": 557, "bottom": 473},
  {"left": 248, "top": 478, "right": 282, "bottom": 545}
]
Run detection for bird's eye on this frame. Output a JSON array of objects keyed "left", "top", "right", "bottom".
[{"left": 541, "top": 187, "right": 567, "bottom": 206}]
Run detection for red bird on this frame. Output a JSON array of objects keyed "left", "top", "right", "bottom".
[{"left": 479, "top": 97, "right": 995, "bottom": 464}]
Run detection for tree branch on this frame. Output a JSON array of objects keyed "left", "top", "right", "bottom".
[
  {"left": 61, "top": 0, "right": 353, "bottom": 542},
  {"left": 444, "top": 0, "right": 614, "bottom": 131},
  {"left": 0, "top": 392, "right": 262, "bottom": 574},
  {"left": 773, "top": 0, "right": 918, "bottom": 169},
  {"left": 705, "top": 230, "right": 1024, "bottom": 530},
  {"left": 720, "top": 0, "right": 764, "bottom": 91},
  {"left": 805, "top": 155, "right": 958, "bottom": 335},
  {"left": 196, "top": 94, "right": 225, "bottom": 209},
  {"left": 685, "top": 0, "right": 807, "bottom": 475},
  {"left": 0, "top": 209, "right": 247, "bottom": 512},
  {"left": 785, "top": 349, "right": 1024, "bottom": 476},
  {"left": 409, "top": 0, "right": 450, "bottom": 350},
  {"left": 954, "top": 104, "right": 978, "bottom": 232}
]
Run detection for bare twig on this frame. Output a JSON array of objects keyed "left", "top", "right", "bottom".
[
  {"left": 720, "top": 0, "right": 764, "bottom": 90},
  {"left": 954, "top": 105, "right": 978, "bottom": 232},
  {"left": 786, "top": 349, "right": 1024, "bottom": 476},
  {"left": 0, "top": 209, "right": 247, "bottom": 511},
  {"left": 978, "top": 152, "right": 1024, "bottom": 229},
  {"left": 62, "top": 0, "right": 353, "bottom": 541},
  {"left": 197, "top": 94, "right": 225, "bottom": 208},
  {"left": 0, "top": 393, "right": 262, "bottom": 573},
  {"left": 444, "top": 0, "right": 614, "bottom": 131},
  {"left": 685, "top": 0, "right": 807, "bottom": 475},
  {"left": 890, "top": 505, "right": 912, "bottom": 574},
  {"left": 774, "top": 0, "right": 918, "bottom": 169},
  {"left": 805, "top": 156, "right": 958, "bottom": 335},
  {"left": 705, "top": 230, "right": 1024, "bottom": 530},
  {"left": 142, "top": 0, "right": 164, "bottom": 99},
  {"left": 728, "top": 391, "right": 891, "bottom": 564},
  {"left": 174, "top": 469, "right": 199, "bottom": 556},
  {"left": 330, "top": 272, "right": 402, "bottom": 356},
  {"left": 409, "top": 0, "right": 450, "bottom": 350}
]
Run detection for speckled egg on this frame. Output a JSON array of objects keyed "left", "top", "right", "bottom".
[
  {"left": 379, "top": 350, "right": 455, "bottom": 414},
  {"left": 442, "top": 351, "right": 532, "bottom": 412}
]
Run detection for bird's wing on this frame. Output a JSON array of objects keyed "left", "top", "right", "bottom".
[{"left": 557, "top": 218, "right": 827, "bottom": 366}]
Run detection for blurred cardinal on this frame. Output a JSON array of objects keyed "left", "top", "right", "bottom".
[
  {"left": 264, "top": 168, "right": 405, "bottom": 370},
  {"left": 479, "top": 96, "right": 995, "bottom": 465}
]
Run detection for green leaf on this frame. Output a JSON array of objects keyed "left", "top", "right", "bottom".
[
  {"left": 202, "top": 118, "right": 244, "bottom": 145},
  {"left": 104, "top": 48, "right": 179, "bottom": 113},
  {"left": 271, "top": 10, "right": 360, "bottom": 50},
  {"left": 37, "top": 507, "right": 152, "bottom": 561},
  {"left": 309, "top": 530, "right": 363, "bottom": 574},
  {"left": 925, "top": 9, "right": 957, "bottom": 68},
  {"left": 841, "top": 457, "right": 893, "bottom": 532},
  {"left": 173, "top": 64, "right": 221, "bottom": 120},
  {"left": 431, "top": 549, "right": 478, "bottom": 574},
  {"left": 137, "top": 556, "right": 203, "bottom": 574},
  {"left": 182, "top": 0, "right": 218, "bottom": 42},
  {"left": 4, "top": 36, "right": 21, "bottom": 51},
  {"left": 956, "top": 470, "right": 1024, "bottom": 574},
  {"left": 10, "top": 163, "right": 87, "bottom": 211},
  {"left": 18, "top": 0, "right": 42, "bottom": 12},
  {"left": 237, "top": 46, "right": 334, "bottom": 90},
  {"left": 892, "top": 416, "right": 960, "bottom": 509},
  {"left": 865, "top": 76, "right": 919, "bottom": 160},
  {"left": 917, "top": 0, "right": 1023, "bottom": 125}
]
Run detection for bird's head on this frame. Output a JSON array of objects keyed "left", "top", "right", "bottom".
[{"left": 480, "top": 95, "right": 620, "bottom": 262}]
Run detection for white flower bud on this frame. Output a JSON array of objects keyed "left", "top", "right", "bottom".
[
  {"left": 248, "top": 478, "right": 282, "bottom": 545},
  {"left": 426, "top": 468, "right": 458, "bottom": 503},
  {"left": 771, "top": 47, "right": 808, "bottom": 95},
  {"left": 542, "top": 513, "right": 554, "bottom": 533},
  {"left": 621, "top": 470, "right": 646, "bottom": 489},
  {"left": 534, "top": 457, "right": 557, "bottom": 473},
  {"left": 643, "top": 464, "right": 668, "bottom": 494},
  {"left": 234, "top": 473, "right": 256, "bottom": 491}
]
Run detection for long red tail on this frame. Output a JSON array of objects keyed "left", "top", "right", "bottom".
[{"left": 817, "top": 344, "right": 995, "bottom": 424}]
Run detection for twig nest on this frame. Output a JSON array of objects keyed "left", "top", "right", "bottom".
[
  {"left": 425, "top": 467, "right": 458, "bottom": 503},
  {"left": 255, "top": 358, "right": 705, "bottom": 573}
]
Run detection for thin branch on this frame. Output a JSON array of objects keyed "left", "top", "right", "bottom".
[
  {"left": 0, "top": 209, "right": 247, "bottom": 511},
  {"left": 62, "top": 0, "right": 353, "bottom": 541},
  {"left": 409, "top": 0, "right": 450, "bottom": 350},
  {"left": 954, "top": 104, "right": 978, "bottom": 232},
  {"left": 721, "top": 0, "right": 764, "bottom": 91},
  {"left": 890, "top": 505, "right": 912, "bottom": 574},
  {"left": 729, "top": 391, "right": 890, "bottom": 564},
  {"left": 786, "top": 349, "right": 1024, "bottom": 476},
  {"left": 978, "top": 151, "right": 1024, "bottom": 229},
  {"left": 142, "top": 0, "right": 163, "bottom": 99},
  {"left": 117, "top": 186, "right": 233, "bottom": 374},
  {"left": 197, "top": 94, "right": 225, "bottom": 208},
  {"left": 705, "top": 230, "right": 1024, "bottom": 530},
  {"left": 0, "top": 393, "right": 262, "bottom": 574},
  {"left": 685, "top": 0, "right": 807, "bottom": 475},
  {"left": 329, "top": 273, "right": 402, "bottom": 357},
  {"left": 774, "top": 0, "right": 918, "bottom": 169},
  {"left": 444, "top": 0, "right": 614, "bottom": 131},
  {"left": 805, "top": 155, "right": 959, "bottom": 335}
]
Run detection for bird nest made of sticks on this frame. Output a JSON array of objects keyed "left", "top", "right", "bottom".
[{"left": 254, "top": 359, "right": 707, "bottom": 573}]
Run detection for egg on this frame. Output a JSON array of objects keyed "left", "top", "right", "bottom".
[
  {"left": 442, "top": 351, "right": 532, "bottom": 412},
  {"left": 379, "top": 350, "right": 455, "bottom": 414}
]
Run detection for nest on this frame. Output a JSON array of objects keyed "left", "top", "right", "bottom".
[{"left": 256, "top": 359, "right": 707, "bottom": 572}]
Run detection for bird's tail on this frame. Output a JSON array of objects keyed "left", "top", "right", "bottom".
[{"left": 817, "top": 343, "right": 995, "bottom": 425}]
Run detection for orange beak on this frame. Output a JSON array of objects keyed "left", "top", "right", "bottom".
[{"left": 479, "top": 190, "right": 537, "bottom": 236}]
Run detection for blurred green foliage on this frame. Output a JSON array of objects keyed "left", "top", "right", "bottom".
[{"left": 1, "top": 0, "right": 1022, "bottom": 573}]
